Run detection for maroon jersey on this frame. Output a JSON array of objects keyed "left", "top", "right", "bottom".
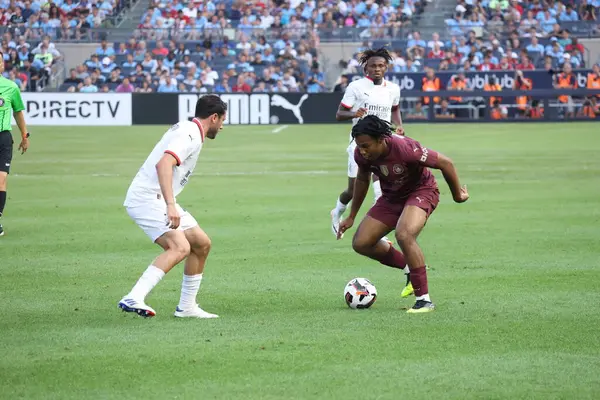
[{"left": 354, "top": 135, "right": 439, "bottom": 202}]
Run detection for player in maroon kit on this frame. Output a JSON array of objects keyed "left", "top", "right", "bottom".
[{"left": 337, "top": 115, "right": 469, "bottom": 313}]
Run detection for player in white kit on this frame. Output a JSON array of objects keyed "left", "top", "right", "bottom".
[
  {"left": 331, "top": 48, "right": 414, "bottom": 298},
  {"left": 118, "top": 95, "right": 227, "bottom": 319}
]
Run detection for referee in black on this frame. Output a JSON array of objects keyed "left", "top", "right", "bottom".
[{"left": 0, "top": 51, "right": 30, "bottom": 236}]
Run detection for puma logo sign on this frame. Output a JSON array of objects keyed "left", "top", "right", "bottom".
[{"left": 271, "top": 94, "right": 309, "bottom": 124}]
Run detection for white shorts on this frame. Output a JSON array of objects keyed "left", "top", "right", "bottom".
[
  {"left": 347, "top": 140, "right": 358, "bottom": 178},
  {"left": 126, "top": 199, "right": 199, "bottom": 242}
]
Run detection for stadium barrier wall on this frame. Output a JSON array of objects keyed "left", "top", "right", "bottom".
[
  {"left": 345, "top": 70, "right": 594, "bottom": 91},
  {"left": 18, "top": 91, "right": 600, "bottom": 126}
]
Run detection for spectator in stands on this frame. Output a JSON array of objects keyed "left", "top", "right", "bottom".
[
  {"left": 436, "top": 99, "right": 455, "bottom": 119},
  {"left": 80, "top": 76, "right": 98, "bottom": 92},
  {"left": 407, "top": 101, "right": 427, "bottom": 119},
  {"left": 577, "top": 97, "right": 598, "bottom": 118},
  {"left": 516, "top": 53, "right": 535, "bottom": 70},
  {"left": 527, "top": 99, "right": 544, "bottom": 119},
  {"left": 157, "top": 75, "right": 177, "bottom": 92},
  {"left": 96, "top": 39, "right": 114, "bottom": 57},
  {"left": 64, "top": 68, "right": 83, "bottom": 86},
  {"left": 490, "top": 100, "right": 507, "bottom": 120},
  {"left": 116, "top": 77, "right": 134, "bottom": 92}
]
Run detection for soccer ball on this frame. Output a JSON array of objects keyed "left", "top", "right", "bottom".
[{"left": 344, "top": 278, "right": 377, "bottom": 309}]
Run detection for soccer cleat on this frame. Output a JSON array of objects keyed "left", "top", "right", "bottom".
[
  {"left": 174, "top": 305, "right": 219, "bottom": 319},
  {"left": 118, "top": 297, "right": 156, "bottom": 318},
  {"left": 330, "top": 209, "right": 343, "bottom": 239},
  {"left": 0, "top": 223, "right": 4, "bottom": 236},
  {"left": 407, "top": 300, "right": 435, "bottom": 314},
  {"left": 401, "top": 273, "right": 414, "bottom": 298}
]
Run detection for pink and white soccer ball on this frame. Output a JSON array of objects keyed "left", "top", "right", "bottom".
[{"left": 344, "top": 278, "right": 377, "bottom": 309}]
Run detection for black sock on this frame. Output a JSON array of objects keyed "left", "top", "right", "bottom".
[{"left": 0, "top": 190, "right": 6, "bottom": 217}]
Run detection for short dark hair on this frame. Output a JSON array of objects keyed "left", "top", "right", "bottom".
[
  {"left": 351, "top": 115, "right": 394, "bottom": 140},
  {"left": 195, "top": 94, "right": 227, "bottom": 119}
]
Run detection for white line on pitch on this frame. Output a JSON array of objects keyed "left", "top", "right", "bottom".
[
  {"left": 271, "top": 125, "right": 289, "bottom": 133},
  {"left": 13, "top": 170, "right": 333, "bottom": 178}
]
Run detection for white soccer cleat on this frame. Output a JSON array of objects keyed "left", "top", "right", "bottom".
[
  {"left": 174, "top": 305, "right": 219, "bottom": 319},
  {"left": 331, "top": 209, "right": 343, "bottom": 239},
  {"left": 118, "top": 297, "right": 156, "bottom": 318}
]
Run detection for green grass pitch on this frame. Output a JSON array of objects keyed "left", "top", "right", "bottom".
[{"left": 1, "top": 122, "right": 599, "bottom": 399}]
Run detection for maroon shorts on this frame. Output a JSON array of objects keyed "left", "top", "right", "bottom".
[{"left": 366, "top": 187, "right": 440, "bottom": 229}]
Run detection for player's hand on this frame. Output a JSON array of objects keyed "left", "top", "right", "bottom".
[
  {"left": 337, "top": 216, "right": 355, "bottom": 239},
  {"left": 453, "top": 185, "right": 469, "bottom": 203},
  {"left": 354, "top": 108, "right": 367, "bottom": 118},
  {"left": 19, "top": 137, "right": 29, "bottom": 154},
  {"left": 166, "top": 203, "right": 181, "bottom": 229},
  {"left": 395, "top": 126, "right": 405, "bottom": 136}
]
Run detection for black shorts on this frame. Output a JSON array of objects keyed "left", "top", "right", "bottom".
[{"left": 0, "top": 130, "right": 13, "bottom": 174}]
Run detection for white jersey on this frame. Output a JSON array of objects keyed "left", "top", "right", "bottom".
[
  {"left": 124, "top": 118, "right": 205, "bottom": 207},
  {"left": 340, "top": 77, "right": 401, "bottom": 142}
]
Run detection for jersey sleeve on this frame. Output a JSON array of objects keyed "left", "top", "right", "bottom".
[
  {"left": 392, "top": 85, "right": 401, "bottom": 108},
  {"left": 11, "top": 86, "right": 24, "bottom": 112},
  {"left": 164, "top": 125, "right": 199, "bottom": 166},
  {"left": 340, "top": 84, "right": 358, "bottom": 109},
  {"left": 400, "top": 137, "right": 439, "bottom": 168}
]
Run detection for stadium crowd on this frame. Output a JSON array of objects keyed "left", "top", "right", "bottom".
[
  {"left": 0, "top": 0, "right": 130, "bottom": 91},
  {"left": 60, "top": 0, "right": 431, "bottom": 93},
  {"left": 0, "top": 0, "right": 589, "bottom": 95}
]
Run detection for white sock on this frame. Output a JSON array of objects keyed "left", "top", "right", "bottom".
[
  {"left": 127, "top": 265, "right": 165, "bottom": 301},
  {"left": 372, "top": 180, "right": 382, "bottom": 201},
  {"left": 334, "top": 198, "right": 347, "bottom": 216},
  {"left": 402, "top": 266, "right": 410, "bottom": 275},
  {"left": 178, "top": 273, "right": 203, "bottom": 311},
  {"left": 416, "top": 293, "right": 431, "bottom": 302}
]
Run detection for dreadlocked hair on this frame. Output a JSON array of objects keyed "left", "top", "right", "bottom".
[
  {"left": 358, "top": 47, "right": 393, "bottom": 67},
  {"left": 351, "top": 115, "right": 394, "bottom": 140}
]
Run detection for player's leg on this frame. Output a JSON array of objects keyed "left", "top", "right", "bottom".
[
  {"left": 174, "top": 223, "right": 219, "bottom": 319},
  {"left": 0, "top": 131, "right": 13, "bottom": 236},
  {"left": 119, "top": 202, "right": 192, "bottom": 317},
  {"left": 354, "top": 198, "right": 411, "bottom": 293},
  {"left": 331, "top": 176, "right": 355, "bottom": 238},
  {"left": 395, "top": 190, "right": 439, "bottom": 313},
  {"left": 331, "top": 142, "right": 358, "bottom": 237},
  {"left": 119, "top": 229, "right": 191, "bottom": 317},
  {"left": 351, "top": 200, "right": 407, "bottom": 271},
  {"left": 0, "top": 172, "right": 7, "bottom": 236}
]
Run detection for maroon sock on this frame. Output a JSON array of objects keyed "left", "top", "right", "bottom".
[
  {"left": 409, "top": 266, "right": 429, "bottom": 296},
  {"left": 375, "top": 246, "right": 406, "bottom": 269}
]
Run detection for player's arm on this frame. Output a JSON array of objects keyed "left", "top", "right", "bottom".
[
  {"left": 391, "top": 87, "right": 404, "bottom": 134},
  {"left": 336, "top": 85, "right": 366, "bottom": 121},
  {"left": 336, "top": 103, "right": 365, "bottom": 121},
  {"left": 12, "top": 87, "right": 29, "bottom": 154},
  {"left": 411, "top": 141, "right": 468, "bottom": 203},
  {"left": 433, "top": 153, "right": 469, "bottom": 203},
  {"left": 156, "top": 153, "right": 181, "bottom": 229}
]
